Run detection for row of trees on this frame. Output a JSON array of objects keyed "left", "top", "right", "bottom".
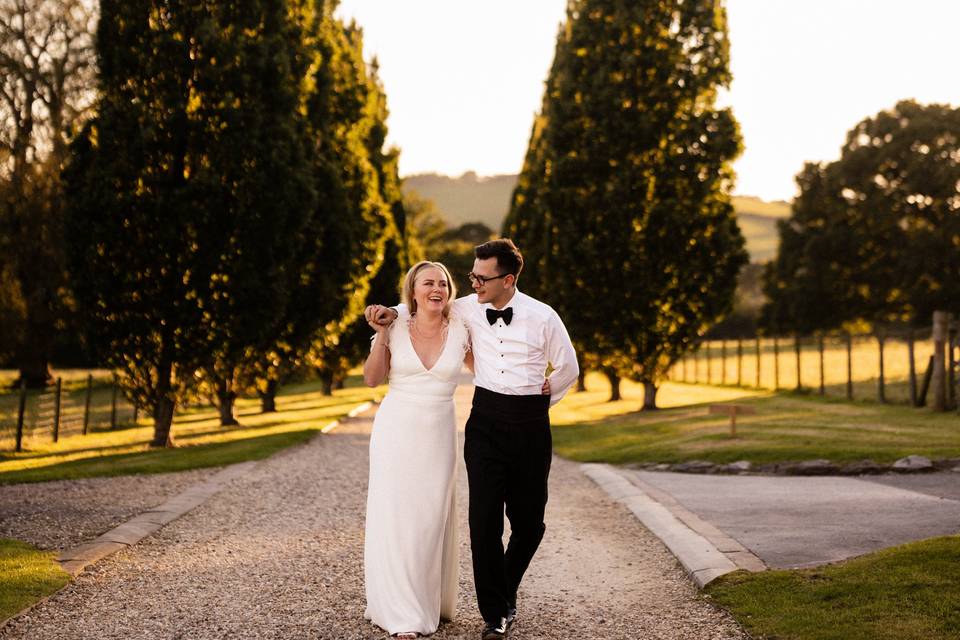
[
  {"left": 762, "top": 100, "right": 960, "bottom": 335},
  {"left": 2, "top": 0, "right": 419, "bottom": 446},
  {"left": 504, "top": 0, "right": 748, "bottom": 408}
]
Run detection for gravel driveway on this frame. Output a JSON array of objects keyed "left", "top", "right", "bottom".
[{"left": 1, "top": 387, "right": 746, "bottom": 639}]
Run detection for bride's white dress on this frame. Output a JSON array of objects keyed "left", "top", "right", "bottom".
[{"left": 364, "top": 314, "right": 466, "bottom": 635}]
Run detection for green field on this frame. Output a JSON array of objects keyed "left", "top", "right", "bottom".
[
  {"left": 0, "top": 376, "right": 381, "bottom": 484},
  {"left": 551, "top": 373, "right": 960, "bottom": 465},
  {"left": 708, "top": 535, "right": 960, "bottom": 640}
]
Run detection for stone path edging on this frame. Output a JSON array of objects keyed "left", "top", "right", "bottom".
[
  {"left": 56, "top": 460, "right": 258, "bottom": 576},
  {"left": 55, "top": 399, "right": 376, "bottom": 577},
  {"left": 621, "top": 470, "right": 767, "bottom": 574},
  {"left": 321, "top": 400, "right": 375, "bottom": 433},
  {"left": 53, "top": 399, "right": 378, "bottom": 578},
  {"left": 582, "top": 462, "right": 752, "bottom": 587}
]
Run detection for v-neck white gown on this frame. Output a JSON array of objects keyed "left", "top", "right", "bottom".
[{"left": 364, "top": 314, "right": 467, "bottom": 636}]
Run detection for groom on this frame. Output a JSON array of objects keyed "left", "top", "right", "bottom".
[{"left": 368, "top": 239, "right": 578, "bottom": 639}]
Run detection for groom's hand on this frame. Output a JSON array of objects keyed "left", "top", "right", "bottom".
[
  {"left": 541, "top": 379, "right": 551, "bottom": 395},
  {"left": 364, "top": 305, "right": 396, "bottom": 331}
]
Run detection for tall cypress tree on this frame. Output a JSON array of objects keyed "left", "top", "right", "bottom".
[
  {"left": 190, "top": 0, "right": 317, "bottom": 426},
  {"left": 65, "top": 0, "right": 315, "bottom": 444},
  {"left": 232, "top": 3, "right": 393, "bottom": 413},
  {"left": 505, "top": 0, "right": 747, "bottom": 409},
  {"left": 309, "top": 47, "right": 411, "bottom": 392}
]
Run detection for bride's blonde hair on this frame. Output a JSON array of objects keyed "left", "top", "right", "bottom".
[{"left": 402, "top": 261, "right": 456, "bottom": 317}]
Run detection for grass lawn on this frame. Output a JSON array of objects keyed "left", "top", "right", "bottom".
[
  {"left": 0, "top": 539, "right": 70, "bottom": 623},
  {"left": 0, "top": 376, "right": 381, "bottom": 485},
  {"left": 550, "top": 373, "right": 960, "bottom": 465},
  {"left": 706, "top": 535, "right": 960, "bottom": 640}
]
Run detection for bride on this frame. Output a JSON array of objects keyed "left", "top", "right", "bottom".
[{"left": 362, "top": 260, "right": 472, "bottom": 638}]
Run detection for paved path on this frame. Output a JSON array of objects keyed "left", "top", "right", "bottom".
[
  {"left": 1, "top": 386, "right": 745, "bottom": 639},
  {"left": 601, "top": 466, "right": 960, "bottom": 571}
]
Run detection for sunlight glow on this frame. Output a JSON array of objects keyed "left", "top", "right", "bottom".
[{"left": 336, "top": 0, "right": 958, "bottom": 201}]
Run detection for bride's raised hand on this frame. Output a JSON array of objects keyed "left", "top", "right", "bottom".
[{"left": 365, "top": 304, "right": 394, "bottom": 332}]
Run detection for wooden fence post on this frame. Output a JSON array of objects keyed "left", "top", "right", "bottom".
[
  {"left": 818, "top": 335, "right": 825, "bottom": 395},
  {"left": 15, "top": 381, "right": 27, "bottom": 453},
  {"left": 908, "top": 330, "right": 918, "bottom": 406},
  {"left": 110, "top": 380, "right": 118, "bottom": 429},
  {"left": 933, "top": 311, "right": 949, "bottom": 411},
  {"left": 82, "top": 374, "right": 93, "bottom": 435},
  {"left": 755, "top": 337, "right": 761, "bottom": 388},
  {"left": 706, "top": 341, "right": 712, "bottom": 385},
  {"left": 948, "top": 320, "right": 957, "bottom": 409},
  {"left": 918, "top": 355, "right": 935, "bottom": 407},
  {"left": 877, "top": 332, "right": 886, "bottom": 403},
  {"left": 846, "top": 333, "right": 854, "bottom": 400},
  {"left": 794, "top": 334, "right": 802, "bottom": 392},
  {"left": 721, "top": 340, "right": 727, "bottom": 385},
  {"left": 737, "top": 338, "right": 743, "bottom": 387},
  {"left": 773, "top": 336, "right": 780, "bottom": 391},
  {"left": 52, "top": 377, "right": 62, "bottom": 443}
]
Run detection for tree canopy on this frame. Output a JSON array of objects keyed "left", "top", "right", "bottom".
[
  {"left": 504, "top": 0, "right": 747, "bottom": 408},
  {"left": 763, "top": 100, "right": 960, "bottom": 333}
]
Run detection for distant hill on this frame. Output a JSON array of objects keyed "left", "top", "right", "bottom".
[
  {"left": 402, "top": 173, "right": 791, "bottom": 262},
  {"left": 730, "top": 196, "right": 790, "bottom": 262},
  {"left": 402, "top": 172, "right": 516, "bottom": 230}
]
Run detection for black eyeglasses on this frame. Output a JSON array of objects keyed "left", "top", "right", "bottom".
[{"left": 467, "top": 272, "right": 510, "bottom": 285}]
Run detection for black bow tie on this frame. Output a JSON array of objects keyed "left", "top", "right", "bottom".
[{"left": 486, "top": 307, "right": 513, "bottom": 325}]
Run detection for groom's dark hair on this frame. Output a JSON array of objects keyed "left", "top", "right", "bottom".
[{"left": 475, "top": 238, "right": 523, "bottom": 279}]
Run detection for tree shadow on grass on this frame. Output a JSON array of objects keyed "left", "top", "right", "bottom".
[{"left": 0, "top": 429, "right": 319, "bottom": 485}]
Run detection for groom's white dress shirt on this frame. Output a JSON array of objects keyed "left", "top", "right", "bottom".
[{"left": 398, "top": 289, "right": 579, "bottom": 407}]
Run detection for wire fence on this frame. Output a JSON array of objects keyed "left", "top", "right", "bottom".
[
  {"left": 670, "top": 326, "right": 960, "bottom": 408},
  {"left": 0, "top": 374, "right": 138, "bottom": 452}
]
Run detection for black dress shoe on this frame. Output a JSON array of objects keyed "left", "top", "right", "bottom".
[{"left": 481, "top": 617, "right": 508, "bottom": 639}]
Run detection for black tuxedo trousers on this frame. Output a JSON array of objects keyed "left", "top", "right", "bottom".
[{"left": 463, "top": 386, "right": 552, "bottom": 625}]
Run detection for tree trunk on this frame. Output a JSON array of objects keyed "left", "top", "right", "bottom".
[
  {"left": 576, "top": 369, "right": 587, "bottom": 392},
  {"left": 642, "top": 380, "right": 659, "bottom": 411},
  {"left": 150, "top": 361, "right": 175, "bottom": 447},
  {"left": 13, "top": 178, "right": 61, "bottom": 391},
  {"left": 216, "top": 378, "right": 239, "bottom": 426},
  {"left": 14, "top": 357, "right": 51, "bottom": 389},
  {"left": 218, "top": 398, "right": 238, "bottom": 426},
  {"left": 151, "top": 397, "right": 175, "bottom": 447},
  {"left": 334, "top": 376, "right": 345, "bottom": 390},
  {"left": 320, "top": 371, "right": 334, "bottom": 396},
  {"left": 15, "top": 315, "right": 52, "bottom": 389},
  {"left": 604, "top": 369, "right": 621, "bottom": 402},
  {"left": 260, "top": 378, "right": 278, "bottom": 413}
]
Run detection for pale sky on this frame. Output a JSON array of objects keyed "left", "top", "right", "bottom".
[{"left": 335, "top": 0, "right": 958, "bottom": 202}]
